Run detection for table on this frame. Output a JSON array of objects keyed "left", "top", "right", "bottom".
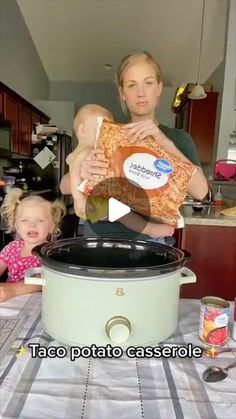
[{"left": 0, "top": 294, "right": 236, "bottom": 419}]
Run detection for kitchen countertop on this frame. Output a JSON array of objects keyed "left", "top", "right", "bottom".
[{"left": 181, "top": 204, "right": 236, "bottom": 227}]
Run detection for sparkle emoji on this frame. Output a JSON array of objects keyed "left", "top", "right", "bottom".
[
  {"left": 10, "top": 343, "right": 17, "bottom": 349},
  {"left": 203, "top": 345, "right": 217, "bottom": 357},
  {"left": 16, "top": 345, "right": 28, "bottom": 358}
]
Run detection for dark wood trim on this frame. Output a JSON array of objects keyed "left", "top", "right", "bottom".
[{"left": 0, "top": 81, "right": 49, "bottom": 121}]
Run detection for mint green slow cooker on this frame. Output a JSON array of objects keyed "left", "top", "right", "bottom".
[{"left": 25, "top": 238, "right": 196, "bottom": 347}]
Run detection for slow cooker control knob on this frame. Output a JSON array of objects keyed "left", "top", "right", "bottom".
[{"left": 106, "top": 316, "right": 131, "bottom": 344}]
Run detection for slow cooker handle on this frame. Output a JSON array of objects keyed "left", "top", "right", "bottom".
[
  {"left": 24, "top": 267, "right": 45, "bottom": 286},
  {"left": 181, "top": 249, "right": 192, "bottom": 263},
  {"left": 179, "top": 267, "right": 196, "bottom": 285}
]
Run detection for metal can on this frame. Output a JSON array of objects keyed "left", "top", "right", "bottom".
[{"left": 199, "top": 296, "right": 230, "bottom": 347}]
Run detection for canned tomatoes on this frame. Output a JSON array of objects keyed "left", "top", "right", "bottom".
[{"left": 199, "top": 296, "right": 230, "bottom": 346}]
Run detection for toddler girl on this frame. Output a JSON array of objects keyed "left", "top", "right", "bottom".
[{"left": 0, "top": 188, "right": 65, "bottom": 302}]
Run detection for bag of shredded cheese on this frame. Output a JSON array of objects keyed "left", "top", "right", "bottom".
[{"left": 79, "top": 119, "right": 196, "bottom": 226}]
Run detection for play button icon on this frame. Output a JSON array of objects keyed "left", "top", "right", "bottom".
[
  {"left": 108, "top": 198, "right": 131, "bottom": 222},
  {"left": 85, "top": 176, "right": 150, "bottom": 239}
]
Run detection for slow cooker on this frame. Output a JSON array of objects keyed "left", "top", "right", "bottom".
[{"left": 25, "top": 238, "right": 196, "bottom": 347}]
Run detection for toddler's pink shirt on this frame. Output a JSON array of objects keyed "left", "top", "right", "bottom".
[{"left": 0, "top": 240, "right": 42, "bottom": 282}]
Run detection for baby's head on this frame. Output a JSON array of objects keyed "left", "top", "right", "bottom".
[
  {"left": 1, "top": 188, "right": 66, "bottom": 246},
  {"left": 73, "top": 104, "right": 114, "bottom": 147}
]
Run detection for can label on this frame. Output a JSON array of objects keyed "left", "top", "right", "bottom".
[{"left": 199, "top": 297, "right": 230, "bottom": 346}]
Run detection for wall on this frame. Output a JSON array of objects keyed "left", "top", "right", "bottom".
[
  {"left": 50, "top": 81, "right": 176, "bottom": 127},
  {"left": 216, "top": 0, "right": 236, "bottom": 160},
  {"left": 206, "top": 61, "right": 225, "bottom": 165},
  {"left": 32, "top": 100, "right": 75, "bottom": 133},
  {"left": 32, "top": 100, "right": 76, "bottom": 149},
  {"left": 0, "top": 0, "right": 49, "bottom": 101}
]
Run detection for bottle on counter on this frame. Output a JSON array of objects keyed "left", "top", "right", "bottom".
[{"left": 214, "top": 185, "right": 224, "bottom": 206}]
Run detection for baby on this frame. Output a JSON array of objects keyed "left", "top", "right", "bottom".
[{"left": 61, "top": 104, "right": 114, "bottom": 222}]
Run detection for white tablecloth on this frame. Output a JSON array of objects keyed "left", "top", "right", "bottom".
[{"left": 0, "top": 294, "right": 236, "bottom": 419}]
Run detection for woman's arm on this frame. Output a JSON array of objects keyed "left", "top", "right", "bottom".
[
  {"left": 119, "top": 211, "right": 174, "bottom": 238},
  {"left": 0, "top": 282, "right": 41, "bottom": 302}
]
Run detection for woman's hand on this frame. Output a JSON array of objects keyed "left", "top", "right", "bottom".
[
  {"left": 122, "top": 120, "right": 165, "bottom": 144},
  {"left": 80, "top": 149, "right": 109, "bottom": 181}
]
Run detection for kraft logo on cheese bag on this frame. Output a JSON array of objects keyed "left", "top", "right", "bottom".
[{"left": 81, "top": 119, "right": 196, "bottom": 226}]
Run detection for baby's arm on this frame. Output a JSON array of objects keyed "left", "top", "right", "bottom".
[
  {"left": 69, "top": 147, "right": 92, "bottom": 218},
  {"left": 119, "top": 211, "right": 174, "bottom": 238},
  {"left": 0, "top": 282, "right": 41, "bottom": 302}
]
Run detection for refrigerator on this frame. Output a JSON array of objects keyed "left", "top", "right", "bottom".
[{"left": 26, "top": 133, "right": 73, "bottom": 206}]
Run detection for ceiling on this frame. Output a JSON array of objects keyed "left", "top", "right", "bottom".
[{"left": 17, "top": 0, "right": 228, "bottom": 86}]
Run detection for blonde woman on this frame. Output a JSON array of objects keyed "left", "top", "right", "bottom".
[{"left": 0, "top": 188, "right": 65, "bottom": 302}]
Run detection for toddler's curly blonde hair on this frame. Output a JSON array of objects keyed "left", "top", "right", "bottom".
[{"left": 0, "top": 188, "right": 66, "bottom": 235}]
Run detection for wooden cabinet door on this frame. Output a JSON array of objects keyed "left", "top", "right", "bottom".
[
  {"left": 0, "top": 91, "right": 3, "bottom": 116},
  {"left": 175, "top": 93, "right": 218, "bottom": 163},
  {"left": 31, "top": 111, "right": 41, "bottom": 133},
  {"left": 3, "top": 93, "right": 19, "bottom": 152},
  {"left": 19, "top": 103, "right": 31, "bottom": 155},
  {"left": 180, "top": 225, "right": 236, "bottom": 300},
  {"left": 188, "top": 93, "right": 218, "bottom": 163},
  {"left": 181, "top": 102, "right": 190, "bottom": 131},
  {"left": 40, "top": 116, "right": 50, "bottom": 124}
]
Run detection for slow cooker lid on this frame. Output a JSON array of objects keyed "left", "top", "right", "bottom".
[{"left": 33, "top": 238, "right": 189, "bottom": 279}]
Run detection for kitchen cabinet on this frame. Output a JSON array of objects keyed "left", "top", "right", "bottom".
[
  {"left": 3, "top": 92, "right": 19, "bottom": 153},
  {"left": 180, "top": 224, "right": 236, "bottom": 300},
  {"left": 19, "top": 103, "right": 31, "bottom": 155},
  {"left": 0, "top": 91, "right": 3, "bottom": 116},
  {"left": 0, "top": 82, "right": 50, "bottom": 156},
  {"left": 40, "top": 116, "right": 50, "bottom": 125},
  {"left": 174, "top": 228, "right": 183, "bottom": 249},
  {"left": 175, "top": 92, "right": 219, "bottom": 163},
  {"left": 31, "top": 111, "right": 41, "bottom": 131},
  {"left": 31, "top": 111, "right": 48, "bottom": 131}
]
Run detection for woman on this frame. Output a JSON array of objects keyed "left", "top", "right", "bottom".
[{"left": 61, "top": 51, "right": 208, "bottom": 240}]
